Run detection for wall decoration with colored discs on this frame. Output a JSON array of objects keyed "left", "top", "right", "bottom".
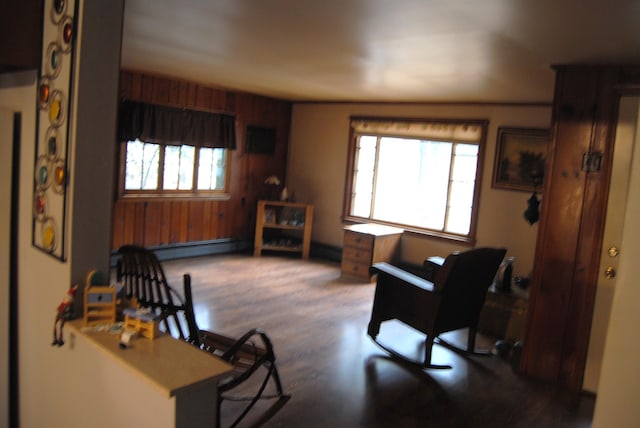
[{"left": 32, "top": 0, "right": 78, "bottom": 261}]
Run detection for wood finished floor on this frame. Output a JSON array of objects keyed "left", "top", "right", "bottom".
[{"left": 159, "top": 253, "right": 594, "bottom": 428}]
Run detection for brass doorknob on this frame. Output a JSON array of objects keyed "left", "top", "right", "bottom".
[{"left": 604, "top": 266, "right": 616, "bottom": 279}]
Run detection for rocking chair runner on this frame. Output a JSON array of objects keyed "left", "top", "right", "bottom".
[
  {"left": 116, "top": 245, "right": 289, "bottom": 427},
  {"left": 367, "top": 247, "right": 507, "bottom": 369}
]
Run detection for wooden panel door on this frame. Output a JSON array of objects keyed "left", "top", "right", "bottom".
[{"left": 521, "top": 66, "right": 639, "bottom": 395}]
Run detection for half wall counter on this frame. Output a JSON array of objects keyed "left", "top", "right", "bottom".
[{"left": 63, "top": 319, "right": 233, "bottom": 428}]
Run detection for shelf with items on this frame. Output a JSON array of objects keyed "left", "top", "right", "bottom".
[{"left": 255, "top": 200, "right": 313, "bottom": 259}]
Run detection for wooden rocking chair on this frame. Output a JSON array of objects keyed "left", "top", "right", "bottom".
[
  {"left": 116, "top": 245, "right": 290, "bottom": 427},
  {"left": 367, "top": 247, "right": 507, "bottom": 369}
]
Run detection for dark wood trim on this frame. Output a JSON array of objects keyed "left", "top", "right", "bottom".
[
  {"left": 521, "top": 65, "right": 640, "bottom": 396},
  {"left": 9, "top": 112, "right": 21, "bottom": 428}
]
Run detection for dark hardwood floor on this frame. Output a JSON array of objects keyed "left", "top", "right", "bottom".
[{"left": 159, "top": 253, "right": 594, "bottom": 428}]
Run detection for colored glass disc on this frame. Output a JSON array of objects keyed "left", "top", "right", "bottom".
[
  {"left": 45, "top": 128, "right": 58, "bottom": 160},
  {"left": 49, "top": 100, "right": 61, "bottom": 122},
  {"left": 39, "top": 165, "right": 48, "bottom": 185},
  {"left": 54, "top": 0, "right": 65, "bottom": 15},
  {"left": 63, "top": 22, "right": 73, "bottom": 44},
  {"left": 35, "top": 194, "right": 46, "bottom": 214},
  {"left": 50, "top": 49, "right": 58, "bottom": 70},
  {"left": 46, "top": 43, "right": 62, "bottom": 77},
  {"left": 43, "top": 221, "right": 55, "bottom": 250},
  {"left": 48, "top": 91, "right": 65, "bottom": 127},
  {"left": 39, "top": 83, "right": 50, "bottom": 104},
  {"left": 48, "top": 136, "right": 57, "bottom": 156},
  {"left": 55, "top": 165, "right": 65, "bottom": 186}
]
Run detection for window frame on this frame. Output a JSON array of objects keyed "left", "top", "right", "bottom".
[
  {"left": 118, "top": 140, "right": 232, "bottom": 200},
  {"left": 342, "top": 116, "right": 489, "bottom": 245}
]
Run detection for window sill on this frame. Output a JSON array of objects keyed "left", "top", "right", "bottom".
[
  {"left": 343, "top": 216, "right": 475, "bottom": 246},
  {"left": 119, "top": 192, "right": 231, "bottom": 201}
]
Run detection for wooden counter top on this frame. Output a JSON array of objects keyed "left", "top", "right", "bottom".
[{"left": 68, "top": 319, "right": 233, "bottom": 398}]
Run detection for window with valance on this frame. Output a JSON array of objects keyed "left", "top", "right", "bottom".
[
  {"left": 118, "top": 100, "right": 236, "bottom": 149},
  {"left": 118, "top": 101, "right": 236, "bottom": 197},
  {"left": 344, "top": 116, "right": 488, "bottom": 243}
]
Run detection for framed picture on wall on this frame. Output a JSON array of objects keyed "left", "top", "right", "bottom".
[
  {"left": 492, "top": 127, "right": 549, "bottom": 192},
  {"left": 32, "top": 0, "right": 78, "bottom": 261}
]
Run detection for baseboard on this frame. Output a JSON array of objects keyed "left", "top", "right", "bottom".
[
  {"left": 111, "top": 239, "right": 343, "bottom": 266},
  {"left": 111, "top": 239, "right": 252, "bottom": 266},
  {"left": 310, "top": 242, "right": 342, "bottom": 263}
]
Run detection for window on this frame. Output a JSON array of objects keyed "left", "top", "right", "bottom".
[
  {"left": 123, "top": 139, "right": 228, "bottom": 195},
  {"left": 118, "top": 100, "right": 236, "bottom": 198},
  {"left": 344, "top": 117, "right": 488, "bottom": 243}
]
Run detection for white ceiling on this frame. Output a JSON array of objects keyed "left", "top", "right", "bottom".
[{"left": 121, "top": 0, "right": 640, "bottom": 103}]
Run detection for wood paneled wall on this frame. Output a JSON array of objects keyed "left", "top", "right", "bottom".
[
  {"left": 521, "top": 66, "right": 640, "bottom": 394},
  {"left": 111, "top": 70, "right": 292, "bottom": 250}
]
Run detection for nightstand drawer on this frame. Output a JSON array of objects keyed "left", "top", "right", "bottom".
[
  {"left": 341, "top": 259, "right": 371, "bottom": 279},
  {"left": 342, "top": 246, "right": 372, "bottom": 263},
  {"left": 343, "top": 231, "right": 374, "bottom": 251}
]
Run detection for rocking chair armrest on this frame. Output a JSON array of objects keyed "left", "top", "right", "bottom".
[
  {"left": 370, "top": 262, "right": 437, "bottom": 293},
  {"left": 221, "top": 328, "right": 275, "bottom": 361},
  {"left": 199, "top": 328, "right": 275, "bottom": 363}
]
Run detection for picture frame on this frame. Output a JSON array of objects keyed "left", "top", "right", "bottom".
[
  {"left": 492, "top": 127, "right": 549, "bottom": 192},
  {"left": 32, "top": 0, "right": 78, "bottom": 261},
  {"left": 245, "top": 125, "right": 276, "bottom": 155}
]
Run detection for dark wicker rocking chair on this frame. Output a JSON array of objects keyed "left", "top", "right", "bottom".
[{"left": 116, "top": 245, "right": 290, "bottom": 427}]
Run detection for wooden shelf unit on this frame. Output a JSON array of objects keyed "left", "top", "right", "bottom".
[{"left": 254, "top": 200, "right": 314, "bottom": 259}]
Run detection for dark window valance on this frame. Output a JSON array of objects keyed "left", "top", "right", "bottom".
[{"left": 118, "top": 100, "right": 236, "bottom": 149}]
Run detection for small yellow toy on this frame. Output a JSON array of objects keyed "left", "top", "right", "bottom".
[
  {"left": 83, "top": 270, "right": 116, "bottom": 326},
  {"left": 123, "top": 308, "right": 160, "bottom": 340}
]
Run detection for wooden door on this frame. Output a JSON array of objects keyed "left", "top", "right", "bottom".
[
  {"left": 521, "top": 66, "right": 620, "bottom": 394},
  {"left": 583, "top": 96, "right": 639, "bottom": 392}
]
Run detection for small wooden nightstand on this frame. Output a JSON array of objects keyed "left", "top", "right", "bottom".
[
  {"left": 479, "top": 286, "right": 529, "bottom": 341},
  {"left": 341, "top": 224, "right": 403, "bottom": 281}
]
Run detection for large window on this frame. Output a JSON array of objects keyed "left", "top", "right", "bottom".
[
  {"left": 344, "top": 117, "right": 488, "bottom": 243},
  {"left": 123, "top": 139, "right": 228, "bottom": 195}
]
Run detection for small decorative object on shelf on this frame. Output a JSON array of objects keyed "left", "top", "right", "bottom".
[
  {"left": 83, "top": 269, "right": 117, "bottom": 327},
  {"left": 51, "top": 284, "right": 78, "bottom": 347},
  {"left": 264, "top": 175, "right": 281, "bottom": 200},
  {"left": 254, "top": 200, "right": 314, "bottom": 259},
  {"left": 494, "top": 256, "right": 515, "bottom": 292},
  {"left": 122, "top": 307, "right": 160, "bottom": 340}
]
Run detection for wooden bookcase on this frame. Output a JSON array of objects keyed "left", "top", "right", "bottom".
[{"left": 254, "top": 200, "right": 313, "bottom": 259}]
